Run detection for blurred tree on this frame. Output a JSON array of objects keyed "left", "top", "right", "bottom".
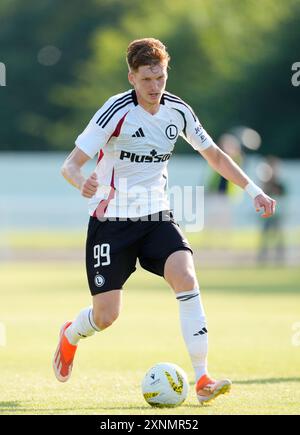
[
  {"left": 217, "top": 1, "right": 300, "bottom": 158},
  {"left": 0, "top": 0, "right": 299, "bottom": 157},
  {"left": 0, "top": 0, "right": 131, "bottom": 151}
]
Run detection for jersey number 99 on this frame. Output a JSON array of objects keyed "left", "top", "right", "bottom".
[{"left": 93, "top": 243, "right": 111, "bottom": 267}]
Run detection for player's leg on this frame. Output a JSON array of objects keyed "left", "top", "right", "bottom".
[
  {"left": 164, "top": 249, "right": 198, "bottom": 291},
  {"left": 138, "top": 213, "right": 210, "bottom": 386},
  {"left": 53, "top": 216, "right": 138, "bottom": 383},
  {"left": 53, "top": 289, "right": 122, "bottom": 383},
  {"left": 92, "top": 289, "right": 122, "bottom": 330},
  {"left": 164, "top": 250, "right": 208, "bottom": 381},
  {"left": 65, "top": 289, "right": 122, "bottom": 344},
  {"left": 164, "top": 249, "right": 231, "bottom": 404},
  {"left": 138, "top": 211, "right": 231, "bottom": 404}
]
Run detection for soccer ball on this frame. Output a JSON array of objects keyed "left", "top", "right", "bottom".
[{"left": 141, "top": 362, "right": 189, "bottom": 407}]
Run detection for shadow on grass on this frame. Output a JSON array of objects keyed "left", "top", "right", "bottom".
[
  {"left": 189, "top": 377, "right": 300, "bottom": 387},
  {"left": 233, "top": 377, "right": 300, "bottom": 385},
  {"left": 0, "top": 401, "right": 151, "bottom": 413},
  {"left": 0, "top": 402, "right": 208, "bottom": 413},
  {"left": 0, "top": 401, "right": 23, "bottom": 412}
]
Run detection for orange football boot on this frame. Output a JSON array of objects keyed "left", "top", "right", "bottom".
[
  {"left": 53, "top": 321, "right": 77, "bottom": 382},
  {"left": 196, "top": 374, "right": 232, "bottom": 404}
]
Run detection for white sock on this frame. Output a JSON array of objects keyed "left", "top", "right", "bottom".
[
  {"left": 176, "top": 288, "right": 208, "bottom": 383},
  {"left": 65, "top": 306, "right": 100, "bottom": 345}
]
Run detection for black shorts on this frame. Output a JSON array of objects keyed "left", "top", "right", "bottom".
[{"left": 85, "top": 210, "right": 193, "bottom": 295}]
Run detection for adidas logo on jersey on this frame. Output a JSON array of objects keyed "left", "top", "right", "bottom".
[
  {"left": 132, "top": 128, "right": 145, "bottom": 137},
  {"left": 120, "top": 149, "right": 171, "bottom": 163}
]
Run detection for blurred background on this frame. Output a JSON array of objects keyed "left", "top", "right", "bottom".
[
  {"left": 0, "top": 0, "right": 300, "bottom": 415},
  {"left": 0, "top": 0, "right": 299, "bottom": 267}
]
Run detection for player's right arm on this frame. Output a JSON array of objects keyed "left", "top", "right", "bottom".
[
  {"left": 61, "top": 146, "right": 99, "bottom": 198},
  {"left": 61, "top": 91, "right": 133, "bottom": 199}
]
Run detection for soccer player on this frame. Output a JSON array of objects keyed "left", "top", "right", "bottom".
[{"left": 53, "top": 38, "right": 276, "bottom": 404}]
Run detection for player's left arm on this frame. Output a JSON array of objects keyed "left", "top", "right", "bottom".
[
  {"left": 179, "top": 101, "right": 275, "bottom": 218},
  {"left": 199, "top": 143, "right": 276, "bottom": 218}
]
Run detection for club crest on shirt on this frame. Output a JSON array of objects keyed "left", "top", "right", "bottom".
[{"left": 165, "top": 124, "right": 178, "bottom": 140}]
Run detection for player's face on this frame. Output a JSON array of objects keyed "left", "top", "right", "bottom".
[{"left": 128, "top": 63, "right": 168, "bottom": 110}]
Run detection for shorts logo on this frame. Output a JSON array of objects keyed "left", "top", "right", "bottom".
[
  {"left": 94, "top": 274, "right": 105, "bottom": 287},
  {"left": 165, "top": 124, "right": 178, "bottom": 140}
]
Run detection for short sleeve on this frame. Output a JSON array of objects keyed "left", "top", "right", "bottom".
[
  {"left": 181, "top": 105, "right": 214, "bottom": 152},
  {"left": 75, "top": 113, "right": 111, "bottom": 158},
  {"left": 75, "top": 92, "right": 133, "bottom": 158}
]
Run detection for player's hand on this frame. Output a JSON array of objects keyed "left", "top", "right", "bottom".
[
  {"left": 80, "top": 172, "right": 99, "bottom": 198},
  {"left": 254, "top": 193, "right": 276, "bottom": 218}
]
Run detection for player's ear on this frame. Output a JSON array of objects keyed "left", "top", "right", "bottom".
[
  {"left": 164, "top": 65, "right": 169, "bottom": 80},
  {"left": 128, "top": 71, "right": 135, "bottom": 86}
]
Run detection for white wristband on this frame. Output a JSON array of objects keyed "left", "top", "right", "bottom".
[{"left": 244, "top": 181, "right": 264, "bottom": 199}]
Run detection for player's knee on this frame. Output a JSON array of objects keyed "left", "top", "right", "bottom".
[
  {"left": 93, "top": 309, "right": 119, "bottom": 330},
  {"left": 173, "top": 272, "right": 198, "bottom": 292}
]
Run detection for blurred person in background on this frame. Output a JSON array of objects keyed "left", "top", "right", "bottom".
[{"left": 257, "top": 156, "right": 286, "bottom": 265}]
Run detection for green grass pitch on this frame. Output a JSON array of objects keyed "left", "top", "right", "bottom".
[{"left": 0, "top": 262, "right": 299, "bottom": 415}]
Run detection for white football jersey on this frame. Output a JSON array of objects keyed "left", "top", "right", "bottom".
[{"left": 75, "top": 89, "right": 214, "bottom": 218}]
